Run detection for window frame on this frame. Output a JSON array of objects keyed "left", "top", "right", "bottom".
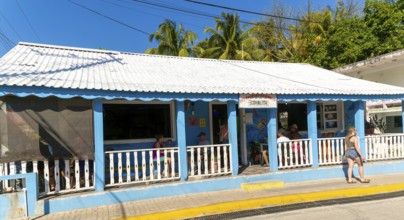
[{"left": 103, "top": 100, "right": 176, "bottom": 144}]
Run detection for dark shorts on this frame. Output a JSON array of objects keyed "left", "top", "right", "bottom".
[{"left": 347, "top": 148, "right": 359, "bottom": 159}]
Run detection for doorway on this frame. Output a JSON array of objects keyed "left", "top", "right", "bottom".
[
  {"left": 210, "top": 104, "right": 227, "bottom": 144},
  {"left": 209, "top": 103, "right": 247, "bottom": 165}
]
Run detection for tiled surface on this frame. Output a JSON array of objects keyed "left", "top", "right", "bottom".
[{"left": 34, "top": 173, "right": 404, "bottom": 220}]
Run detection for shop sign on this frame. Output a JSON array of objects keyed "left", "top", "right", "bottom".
[{"left": 239, "top": 94, "right": 277, "bottom": 108}]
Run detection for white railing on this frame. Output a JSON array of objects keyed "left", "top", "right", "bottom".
[
  {"left": 187, "top": 144, "right": 232, "bottom": 178},
  {"left": 318, "top": 137, "right": 346, "bottom": 166},
  {"left": 105, "top": 147, "right": 180, "bottom": 187},
  {"left": 366, "top": 134, "right": 404, "bottom": 161},
  {"left": 277, "top": 139, "right": 312, "bottom": 169},
  {"left": 0, "top": 159, "right": 94, "bottom": 196}
]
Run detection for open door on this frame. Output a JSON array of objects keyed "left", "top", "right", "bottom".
[{"left": 209, "top": 103, "right": 247, "bottom": 165}]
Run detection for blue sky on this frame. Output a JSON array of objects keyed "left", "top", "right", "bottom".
[{"left": 0, "top": 0, "right": 363, "bottom": 57}]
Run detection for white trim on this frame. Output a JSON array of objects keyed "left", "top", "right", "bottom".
[{"left": 103, "top": 100, "right": 177, "bottom": 144}]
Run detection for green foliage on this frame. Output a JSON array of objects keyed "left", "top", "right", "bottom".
[
  {"left": 145, "top": 0, "right": 404, "bottom": 68},
  {"left": 145, "top": 19, "right": 198, "bottom": 57}
]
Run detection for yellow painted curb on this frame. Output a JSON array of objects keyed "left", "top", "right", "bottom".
[
  {"left": 119, "top": 183, "right": 404, "bottom": 220},
  {"left": 241, "top": 180, "right": 284, "bottom": 191}
]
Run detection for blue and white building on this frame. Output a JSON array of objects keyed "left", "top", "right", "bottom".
[{"left": 1, "top": 42, "right": 404, "bottom": 218}]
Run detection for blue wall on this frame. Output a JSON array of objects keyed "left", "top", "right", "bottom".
[
  {"left": 344, "top": 101, "right": 356, "bottom": 130},
  {"left": 42, "top": 160, "right": 404, "bottom": 214},
  {"left": 185, "top": 101, "right": 211, "bottom": 146}
]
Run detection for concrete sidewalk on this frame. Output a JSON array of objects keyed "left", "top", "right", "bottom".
[{"left": 34, "top": 173, "right": 404, "bottom": 220}]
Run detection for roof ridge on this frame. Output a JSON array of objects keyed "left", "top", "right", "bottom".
[
  {"left": 18, "top": 42, "right": 120, "bottom": 55},
  {"left": 17, "top": 42, "right": 303, "bottom": 66}
]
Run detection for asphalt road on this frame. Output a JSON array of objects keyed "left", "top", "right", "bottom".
[{"left": 237, "top": 196, "right": 404, "bottom": 220}]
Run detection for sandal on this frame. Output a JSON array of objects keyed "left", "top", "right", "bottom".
[
  {"left": 360, "top": 179, "right": 371, "bottom": 183},
  {"left": 347, "top": 180, "right": 356, "bottom": 184}
]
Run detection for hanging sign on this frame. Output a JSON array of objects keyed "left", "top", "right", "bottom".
[{"left": 239, "top": 94, "right": 277, "bottom": 109}]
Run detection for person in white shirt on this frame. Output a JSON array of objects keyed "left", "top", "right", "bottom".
[
  {"left": 277, "top": 130, "right": 290, "bottom": 166},
  {"left": 277, "top": 130, "right": 290, "bottom": 143},
  {"left": 261, "top": 130, "right": 290, "bottom": 167}
]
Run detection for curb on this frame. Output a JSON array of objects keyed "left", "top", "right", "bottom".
[{"left": 120, "top": 183, "right": 404, "bottom": 220}]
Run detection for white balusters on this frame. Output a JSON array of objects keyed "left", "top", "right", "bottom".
[
  {"left": 365, "top": 134, "right": 404, "bottom": 161},
  {"left": 204, "top": 148, "right": 208, "bottom": 175},
  {"left": 170, "top": 149, "right": 175, "bottom": 178},
  {"left": 84, "top": 160, "right": 90, "bottom": 188},
  {"left": 109, "top": 154, "right": 114, "bottom": 185},
  {"left": 118, "top": 153, "right": 123, "bottom": 184},
  {"left": 190, "top": 148, "right": 195, "bottom": 176},
  {"left": 75, "top": 160, "right": 80, "bottom": 190},
  {"left": 64, "top": 160, "right": 70, "bottom": 190},
  {"left": 55, "top": 160, "right": 60, "bottom": 192},
  {"left": 126, "top": 152, "right": 131, "bottom": 183},
  {"left": 186, "top": 144, "right": 232, "bottom": 177},
  {"left": 276, "top": 139, "right": 312, "bottom": 169},
  {"left": 149, "top": 151, "right": 154, "bottom": 181},
  {"left": 105, "top": 147, "right": 180, "bottom": 187},
  {"left": 223, "top": 145, "right": 228, "bottom": 173},
  {"left": 44, "top": 160, "right": 50, "bottom": 193},
  {"left": 141, "top": 151, "right": 146, "bottom": 181},
  {"left": 21, "top": 161, "right": 27, "bottom": 174},
  {"left": 134, "top": 152, "right": 139, "bottom": 182}
]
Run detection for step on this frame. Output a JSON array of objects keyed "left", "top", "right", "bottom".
[{"left": 241, "top": 180, "right": 285, "bottom": 191}]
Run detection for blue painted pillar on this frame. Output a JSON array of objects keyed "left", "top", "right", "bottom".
[
  {"left": 176, "top": 101, "right": 188, "bottom": 181},
  {"left": 93, "top": 98, "right": 104, "bottom": 191},
  {"left": 402, "top": 100, "right": 404, "bottom": 133},
  {"left": 307, "top": 101, "right": 319, "bottom": 168},
  {"left": 227, "top": 101, "right": 239, "bottom": 176},
  {"left": 267, "top": 108, "right": 278, "bottom": 171},
  {"left": 354, "top": 101, "right": 366, "bottom": 155}
]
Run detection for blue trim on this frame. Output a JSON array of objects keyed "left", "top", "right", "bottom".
[
  {"left": 278, "top": 94, "right": 404, "bottom": 102},
  {"left": 267, "top": 109, "right": 278, "bottom": 171},
  {"left": 3, "top": 86, "right": 404, "bottom": 102},
  {"left": 93, "top": 99, "right": 105, "bottom": 191},
  {"left": 42, "top": 161, "right": 404, "bottom": 214},
  {"left": 354, "top": 101, "right": 366, "bottom": 155},
  {"left": 176, "top": 101, "right": 188, "bottom": 181},
  {"left": 0, "top": 86, "right": 238, "bottom": 101},
  {"left": 227, "top": 101, "right": 239, "bottom": 176},
  {"left": 307, "top": 101, "right": 319, "bottom": 167},
  {"left": 0, "top": 173, "right": 37, "bottom": 217},
  {"left": 402, "top": 100, "right": 404, "bottom": 133}
]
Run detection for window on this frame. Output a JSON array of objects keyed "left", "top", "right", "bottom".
[
  {"left": 103, "top": 103, "right": 173, "bottom": 141},
  {"left": 394, "top": 116, "right": 402, "bottom": 128},
  {"left": 278, "top": 102, "right": 342, "bottom": 132},
  {"left": 278, "top": 103, "right": 308, "bottom": 131}
]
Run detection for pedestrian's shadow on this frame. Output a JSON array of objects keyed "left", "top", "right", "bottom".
[{"left": 342, "top": 162, "right": 349, "bottom": 180}]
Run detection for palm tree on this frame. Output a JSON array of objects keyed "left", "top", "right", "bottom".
[
  {"left": 145, "top": 20, "right": 198, "bottom": 57},
  {"left": 203, "top": 12, "right": 258, "bottom": 60}
]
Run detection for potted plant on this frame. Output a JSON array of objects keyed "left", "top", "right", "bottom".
[
  {"left": 369, "top": 115, "right": 387, "bottom": 134},
  {"left": 365, "top": 119, "right": 376, "bottom": 134}
]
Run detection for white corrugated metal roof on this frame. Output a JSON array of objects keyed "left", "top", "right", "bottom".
[{"left": 1, "top": 42, "right": 404, "bottom": 96}]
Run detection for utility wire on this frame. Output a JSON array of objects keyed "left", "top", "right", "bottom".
[
  {"left": 67, "top": 0, "right": 150, "bottom": 36},
  {"left": 16, "top": 0, "right": 41, "bottom": 42},
  {"left": 184, "top": 0, "right": 320, "bottom": 24},
  {"left": 129, "top": 0, "right": 293, "bottom": 32},
  {"left": 0, "top": 11, "right": 23, "bottom": 41},
  {"left": 102, "top": 0, "right": 206, "bottom": 29},
  {"left": 0, "top": 28, "right": 15, "bottom": 49}
]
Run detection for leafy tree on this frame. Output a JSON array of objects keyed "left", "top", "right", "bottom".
[
  {"left": 145, "top": 20, "right": 198, "bottom": 57},
  {"left": 363, "top": 0, "right": 404, "bottom": 56},
  {"left": 203, "top": 12, "right": 258, "bottom": 60}
]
